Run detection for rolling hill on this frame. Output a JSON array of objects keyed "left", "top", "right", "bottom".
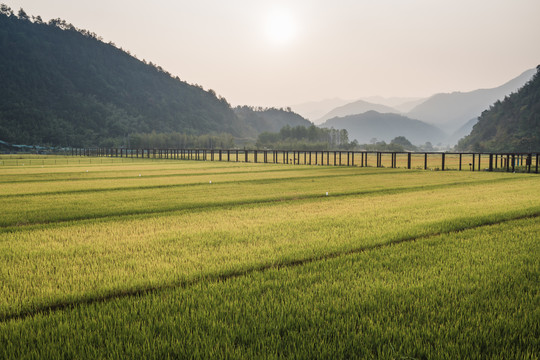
[{"left": 320, "top": 111, "right": 446, "bottom": 145}]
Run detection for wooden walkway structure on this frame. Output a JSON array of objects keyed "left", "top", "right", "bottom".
[{"left": 73, "top": 148, "right": 540, "bottom": 174}]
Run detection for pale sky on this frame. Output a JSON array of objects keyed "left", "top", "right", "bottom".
[{"left": 5, "top": 0, "right": 540, "bottom": 108}]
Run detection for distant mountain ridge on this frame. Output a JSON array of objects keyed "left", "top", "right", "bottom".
[
  {"left": 290, "top": 98, "right": 351, "bottom": 123},
  {"left": 320, "top": 111, "right": 446, "bottom": 145},
  {"left": 317, "top": 100, "right": 399, "bottom": 124},
  {"left": 307, "top": 69, "right": 535, "bottom": 145},
  {"left": 407, "top": 68, "right": 536, "bottom": 133},
  {"left": 359, "top": 96, "right": 425, "bottom": 112}
]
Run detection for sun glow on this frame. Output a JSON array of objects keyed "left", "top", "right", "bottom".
[{"left": 264, "top": 8, "right": 297, "bottom": 45}]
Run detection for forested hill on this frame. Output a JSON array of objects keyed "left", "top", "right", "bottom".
[
  {"left": 234, "top": 106, "right": 311, "bottom": 134},
  {"left": 457, "top": 66, "right": 540, "bottom": 153},
  {"left": 0, "top": 7, "right": 248, "bottom": 147}
]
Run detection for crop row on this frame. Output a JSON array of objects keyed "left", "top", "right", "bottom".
[
  {"left": 0, "top": 165, "right": 532, "bottom": 228},
  {"left": 1, "top": 173, "right": 538, "bottom": 319},
  {"left": 1, "top": 216, "right": 537, "bottom": 359}
]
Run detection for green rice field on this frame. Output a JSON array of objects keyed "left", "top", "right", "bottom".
[{"left": 0, "top": 155, "right": 538, "bottom": 359}]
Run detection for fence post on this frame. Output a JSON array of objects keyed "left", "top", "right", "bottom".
[
  {"left": 407, "top": 153, "right": 411, "bottom": 169},
  {"left": 478, "top": 154, "right": 481, "bottom": 171},
  {"left": 441, "top": 153, "right": 445, "bottom": 171}
]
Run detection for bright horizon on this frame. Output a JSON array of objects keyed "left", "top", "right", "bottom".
[{"left": 4, "top": 0, "right": 540, "bottom": 109}]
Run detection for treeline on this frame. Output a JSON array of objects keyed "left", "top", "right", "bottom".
[
  {"left": 255, "top": 126, "right": 436, "bottom": 152},
  {"left": 129, "top": 132, "right": 235, "bottom": 149},
  {"left": 361, "top": 136, "right": 436, "bottom": 152},
  {"left": 256, "top": 125, "right": 356, "bottom": 150}
]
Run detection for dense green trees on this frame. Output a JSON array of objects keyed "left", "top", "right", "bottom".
[
  {"left": 0, "top": 6, "right": 246, "bottom": 147},
  {"left": 234, "top": 106, "right": 311, "bottom": 136},
  {"left": 129, "top": 132, "right": 235, "bottom": 149},
  {"left": 457, "top": 66, "right": 540, "bottom": 152},
  {"left": 360, "top": 136, "right": 418, "bottom": 152},
  {"left": 256, "top": 125, "right": 355, "bottom": 150}
]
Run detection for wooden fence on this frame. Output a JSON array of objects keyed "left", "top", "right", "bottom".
[{"left": 72, "top": 148, "right": 540, "bottom": 173}]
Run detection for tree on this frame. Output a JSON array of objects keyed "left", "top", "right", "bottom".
[
  {"left": 17, "top": 8, "right": 29, "bottom": 20},
  {"left": 421, "top": 142, "right": 434, "bottom": 151},
  {"left": 390, "top": 136, "right": 411, "bottom": 146},
  {"left": 339, "top": 129, "right": 349, "bottom": 145},
  {"left": 0, "top": 4, "right": 13, "bottom": 16}
]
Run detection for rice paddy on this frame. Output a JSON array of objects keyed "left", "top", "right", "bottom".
[{"left": 0, "top": 155, "right": 538, "bottom": 359}]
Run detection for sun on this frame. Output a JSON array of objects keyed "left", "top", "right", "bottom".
[{"left": 264, "top": 8, "right": 297, "bottom": 45}]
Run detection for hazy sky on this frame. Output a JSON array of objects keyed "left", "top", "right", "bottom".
[{"left": 6, "top": 0, "right": 540, "bottom": 107}]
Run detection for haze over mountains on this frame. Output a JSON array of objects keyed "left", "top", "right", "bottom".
[
  {"left": 289, "top": 98, "right": 352, "bottom": 124},
  {"left": 292, "top": 97, "right": 424, "bottom": 124},
  {"left": 407, "top": 68, "right": 536, "bottom": 134},
  {"left": 311, "top": 68, "right": 535, "bottom": 146},
  {"left": 317, "top": 100, "right": 398, "bottom": 124}
]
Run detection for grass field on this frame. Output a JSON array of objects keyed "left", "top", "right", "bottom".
[{"left": 0, "top": 156, "right": 538, "bottom": 359}]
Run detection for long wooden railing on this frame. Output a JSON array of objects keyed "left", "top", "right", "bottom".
[{"left": 72, "top": 148, "right": 540, "bottom": 173}]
